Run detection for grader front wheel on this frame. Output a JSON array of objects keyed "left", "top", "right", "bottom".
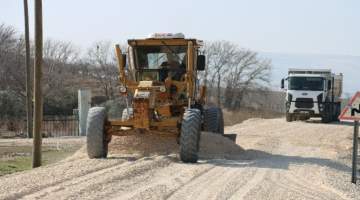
[
  {"left": 180, "top": 109, "right": 201, "bottom": 163},
  {"left": 86, "top": 107, "right": 108, "bottom": 158}
]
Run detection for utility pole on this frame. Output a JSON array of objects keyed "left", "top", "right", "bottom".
[
  {"left": 32, "top": 0, "right": 43, "bottom": 168},
  {"left": 23, "top": 0, "right": 33, "bottom": 138}
]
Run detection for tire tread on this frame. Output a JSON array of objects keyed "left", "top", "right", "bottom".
[
  {"left": 86, "top": 107, "right": 107, "bottom": 158},
  {"left": 180, "top": 109, "right": 201, "bottom": 163}
]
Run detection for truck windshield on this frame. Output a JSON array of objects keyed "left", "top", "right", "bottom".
[
  {"left": 134, "top": 45, "right": 187, "bottom": 81},
  {"left": 136, "top": 45, "right": 187, "bottom": 69},
  {"left": 288, "top": 77, "right": 324, "bottom": 91}
]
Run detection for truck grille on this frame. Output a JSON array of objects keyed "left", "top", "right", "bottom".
[{"left": 295, "top": 98, "right": 314, "bottom": 108}]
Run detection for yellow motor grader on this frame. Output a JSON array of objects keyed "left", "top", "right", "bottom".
[{"left": 86, "top": 33, "right": 224, "bottom": 163}]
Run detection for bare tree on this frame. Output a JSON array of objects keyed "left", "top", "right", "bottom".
[
  {"left": 43, "top": 39, "right": 79, "bottom": 93},
  {"left": 203, "top": 40, "right": 271, "bottom": 109},
  {"left": 0, "top": 24, "right": 18, "bottom": 90},
  {"left": 0, "top": 24, "right": 17, "bottom": 56},
  {"left": 224, "top": 50, "right": 271, "bottom": 109},
  {"left": 204, "top": 41, "right": 238, "bottom": 106},
  {"left": 86, "top": 41, "right": 119, "bottom": 99},
  {"left": 0, "top": 24, "right": 27, "bottom": 99},
  {"left": 0, "top": 24, "right": 29, "bottom": 123},
  {"left": 41, "top": 39, "right": 81, "bottom": 115}
]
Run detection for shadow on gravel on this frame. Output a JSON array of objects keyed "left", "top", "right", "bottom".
[
  {"left": 223, "top": 134, "right": 237, "bottom": 142},
  {"left": 202, "top": 149, "right": 351, "bottom": 173},
  {"left": 107, "top": 156, "right": 139, "bottom": 161},
  {"left": 305, "top": 119, "right": 354, "bottom": 127}
]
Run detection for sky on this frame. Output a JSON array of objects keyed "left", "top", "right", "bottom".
[
  {"left": 1, "top": 0, "right": 359, "bottom": 93},
  {"left": 1, "top": 0, "right": 359, "bottom": 56}
]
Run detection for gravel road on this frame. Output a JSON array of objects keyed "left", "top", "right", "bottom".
[{"left": 0, "top": 118, "right": 359, "bottom": 200}]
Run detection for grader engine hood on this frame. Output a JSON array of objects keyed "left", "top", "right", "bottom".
[{"left": 133, "top": 81, "right": 156, "bottom": 129}]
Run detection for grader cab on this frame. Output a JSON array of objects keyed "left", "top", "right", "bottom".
[{"left": 86, "top": 33, "right": 224, "bottom": 163}]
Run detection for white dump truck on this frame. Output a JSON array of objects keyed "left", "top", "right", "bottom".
[{"left": 281, "top": 68, "right": 343, "bottom": 123}]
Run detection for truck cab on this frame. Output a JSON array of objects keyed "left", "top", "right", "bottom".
[{"left": 281, "top": 68, "right": 343, "bottom": 123}]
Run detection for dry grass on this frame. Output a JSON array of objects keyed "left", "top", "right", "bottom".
[
  {"left": 0, "top": 138, "right": 84, "bottom": 176},
  {"left": 223, "top": 108, "right": 284, "bottom": 126}
]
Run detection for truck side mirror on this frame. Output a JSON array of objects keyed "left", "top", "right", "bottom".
[
  {"left": 197, "top": 55, "right": 205, "bottom": 71},
  {"left": 281, "top": 78, "right": 285, "bottom": 89},
  {"left": 327, "top": 80, "right": 331, "bottom": 90}
]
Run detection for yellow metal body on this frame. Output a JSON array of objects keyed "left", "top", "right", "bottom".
[{"left": 108, "top": 37, "right": 204, "bottom": 137}]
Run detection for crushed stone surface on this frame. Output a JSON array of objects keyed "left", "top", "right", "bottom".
[{"left": 0, "top": 118, "right": 359, "bottom": 200}]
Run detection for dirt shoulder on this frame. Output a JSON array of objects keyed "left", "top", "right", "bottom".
[{"left": 0, "top": 118, "right": 359, "bottom": 200}]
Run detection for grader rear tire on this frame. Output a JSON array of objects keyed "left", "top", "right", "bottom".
[
  {"left": 204, "top": 107, "right": 224, "bottom": 135},
  {"left": 180, "top": 109, "right": 201, "bottom": 163},
  {"left": 86, "top": 107, "right": 108, "bottom": 158}
]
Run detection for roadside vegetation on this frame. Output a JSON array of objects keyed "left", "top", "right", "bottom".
[
  {"left": 223, "top": 109, "right": 283, "bottom": 126},
  {"left": 0, "top": 139, "right": 83, "bottom": 176},
  {"left": 0, "top": 23, "right": 277, "bottom": 129}
]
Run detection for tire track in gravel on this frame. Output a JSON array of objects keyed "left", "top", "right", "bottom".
[
  {"left": 164, "top": 165, "right": 235, "bottom": 200},
  {"left": 284, "top": 168, "right": 351, "bottom": 200},
  {"left": 269, "top": 170, "right": 342, "bottom": 200},
  {"left": 21, "top": 156, "right": 175, "bottom": 200},
  {"left": 114, "top": 162, "right": 217, "bottom": 200},
  {"left": 0, "top": 159, "right": 127, "bottom": 200},
  {"left": 165, "top": 162, "right": 257, "bottom": 200},
  {"left": 1, "top": 118, "right": 358, "bottom": 200},
  {"left": 228, "top": 119, "right": 354, "bottom": 200},
  {"left": 228, "top": 167, "right": 268, "bottom": 200}
]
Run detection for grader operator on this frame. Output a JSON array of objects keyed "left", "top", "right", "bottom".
[{"left": 86, "top": 33, "right": 224, "bottom": 163}]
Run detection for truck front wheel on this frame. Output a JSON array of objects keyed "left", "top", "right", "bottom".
[
  {"left": 333, "top": 103, "right": 341, "bottom": 122},
  {"left": 286, "top": 112, "right": 293, "bottom": 122},
  {"left": 321, "top": 103, "right": 332, "bottom": 123}
]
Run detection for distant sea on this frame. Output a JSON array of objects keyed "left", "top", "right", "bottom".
[{"left": 259, "top": 52, "right": 360, "bottom": 97}]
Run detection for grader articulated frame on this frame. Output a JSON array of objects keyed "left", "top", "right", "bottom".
[{"left": 86, "top": 33, "right": 224, "bottom": 163}]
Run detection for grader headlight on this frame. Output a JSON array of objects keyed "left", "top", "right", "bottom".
[
  {"left": 159, "top": 86, "right": 166, "bottom": 93},
  {"left": 119, "top": 86, "right": 127, "bottom": 93}
]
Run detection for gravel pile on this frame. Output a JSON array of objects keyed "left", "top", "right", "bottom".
[
  {"left": 68, "top": 131, "right": 244, "bottom": 161},
  {"left": 199, "top": 132, "right": 245, "bottom": 160}
]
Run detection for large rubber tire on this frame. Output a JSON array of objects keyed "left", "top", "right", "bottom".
[
  {"left": 321, "top": 104, "right": 331, "bottom": 123},
  {"left": 180, "top": 109, "right": 201, "bottom": 163},
  {"left": 286, "top": 112, "right": 293, "bottom": 122},
  {"left": 204, "top": 107, "right": 224, "bottom": 135},
  {"left": 121, "top": 108, "right": 133, "bottom": 121},
  {"left": 87, "top": 107, "right": 108, "bottom": 158},
  {"left": 299, "top": 115, "right": 309, "bottom": 121},
  {"left": 333, "top": 103, "right": 341, "bottom": 122}
]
